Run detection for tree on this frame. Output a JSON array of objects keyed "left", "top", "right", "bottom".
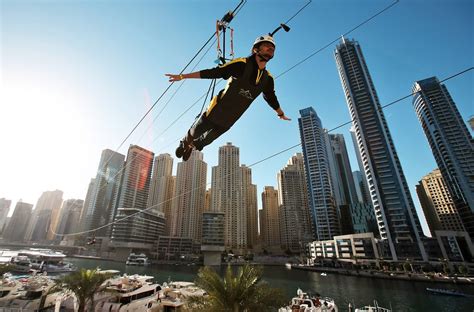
[
  {"left": 187, "top": 264, "right": 287, "bottom": 312},
  {"left": 50, "top": 268, "right": 113, "bottom": 312}
]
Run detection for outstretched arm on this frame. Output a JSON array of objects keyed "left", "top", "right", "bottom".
[{"left": 165, "top": 71, "right": 201, "bottom": 82}]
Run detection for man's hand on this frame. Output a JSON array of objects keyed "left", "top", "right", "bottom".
[
  {"left": 276, "top": 108, "right": 291, "bottom": 121},
  {"left": 165, "top": 74, "right": 183, "bottom": 82}
]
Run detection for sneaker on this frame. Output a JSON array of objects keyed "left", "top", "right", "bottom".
[
  {"left": 182, "top": 145, "right": 194, "bottom": 161},
  {"left": 175, "top": 141, "right": 186, "bottom": 158}
]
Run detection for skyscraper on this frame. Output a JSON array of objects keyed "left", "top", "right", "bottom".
[
  {"left": 56, "top": 199, "right": 84, "bottom": 237},
  {"left": 211, "top": 143, "right": 247, "bottom": 253},
  {"left": 298, "top": 107, "right": 340, "bottom": 240},
  {"left": 327, "top": 134, "right": 358, "bottom": 206},
  {"left": 261, "top": 186, "right": 281, "bottom": 252},
  {"left": 3, "top": 201, "right": 33, "bottom": 242},
  {"left": 147, "top": 153, "right": 176, "bottom": 235},
  {"left": 0, "top": 198, "right": 12, "bottom": 234},
  {"left": 115, "top": 145, "right": 154, "bottom": 211},
  {"left": 111, "top": 145, "right": 154, "bottom": 249},
  {"left": 335, "top": 38, "right": 426, "bottom": 260},
  {"left": 84, "top": 149, "right": 125, "bottom": 237},
  {"left": 278, "top": 153, "right": 314, "bottom": 253},
  {"left": 241, "top": 165, "right": 258, "bottom": 250},
  {"left": 25, "top": 190, "right": 64, "bottom": 242},
  {"left": 413, "top": 77, "right": 474, "bottom": 237},
  {"left": 416, "top": 169, "right": 465, "bottom": 236},
  {"left": 171, "top": 150, "right": 207, "bottom": 241}
]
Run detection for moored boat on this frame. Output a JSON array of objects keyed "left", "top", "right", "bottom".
[
  {"left": 354, "top": 300, "right": 391, "bottom": 312},
  {"left": 426, "top": 287, "right": 469, "bottom": 297},
  {"left": 125, "top": 253, "right": 150, "bottom": 266},
  {"left": 279, "top": 288, "right": 338, "bottom": 312}
]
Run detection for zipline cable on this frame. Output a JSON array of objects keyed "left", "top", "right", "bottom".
[{"left": 57, "top": 66, "right": 473, "bottom": 237}]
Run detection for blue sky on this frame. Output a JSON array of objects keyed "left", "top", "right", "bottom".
[{"left": 1, "top": 0, "right": 473, "bottom": 235}]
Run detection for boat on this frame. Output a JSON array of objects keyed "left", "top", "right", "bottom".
[
  {"left": 93, "top": 274, "right": 161, "bottom": 312},
  {"left": 126, "top": 253, "right": 150, "bottom": 266},
  {"left": 10, "top": 256, "right": 32, "bottom": 273},
  {"left": 426, "top": 287, "right": 469, "bottom": 297},
  {"left": 320, "top": 272, "right": 327, "bottom": 276},
  {"left": 0, "top": 275, "right": 58, "bottom": 311},
  {"left": 279, "top": 288, "right": 338, "bottom": 312},
  {"left": 354, "top": 300, "right": 391, "bottom": 312},
  {"left": 17, "top": 249, "right": 76, "bottom": 273},
  {"left": 159, "top": 281, "right": 207, "bottom": 311},
  {"left": 285, "top": 263, "right": 292, "bottom": 269}
]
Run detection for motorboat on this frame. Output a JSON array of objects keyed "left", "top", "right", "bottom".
[
  {"left": 426, "top": 287, "right": 469, "bottom": 297},
  {"left": 354, "top": 300, "right": 391, "bottom": 312},
  {"left": 279, "top": 288, "right": 338, "bottom": 312},
  {"left": 125, "top": 253, "right": 150, "bottom": 266}
]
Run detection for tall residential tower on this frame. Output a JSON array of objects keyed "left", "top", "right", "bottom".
[
  {"left": 413, "top": 77, "right": 474, "bottom": 237},
  {"left": 335, "top": 38, "right": 426, "bottom": 260}
]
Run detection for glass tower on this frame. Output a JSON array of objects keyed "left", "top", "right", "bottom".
[{"left": 335, "top": 38, "right": 426, "bottom": 260}]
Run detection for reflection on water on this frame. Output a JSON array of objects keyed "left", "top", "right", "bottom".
[{"left": 67, "top": 258, "right": 474, "bottom": 312}]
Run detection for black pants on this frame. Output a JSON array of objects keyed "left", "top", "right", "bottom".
[{"left": 185, "top": 114, "right": 229, "bottom": 151}]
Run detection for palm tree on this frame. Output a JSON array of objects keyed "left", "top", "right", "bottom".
[
  {"left": 187, "top": 264, "right": 287, "bottom": 312},
  {"left": 50, "top": 268, "right": 113, "bottom": 312}
]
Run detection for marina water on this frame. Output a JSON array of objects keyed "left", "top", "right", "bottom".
[{"left": 67, "top": 258, "right": 474, "bottom": 311}]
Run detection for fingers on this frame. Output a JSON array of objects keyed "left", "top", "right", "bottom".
[{"left": 165, "top": 74, "right": 178, "bottom": 82}]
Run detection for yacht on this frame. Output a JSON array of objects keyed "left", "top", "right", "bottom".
[
  {"left": 17, "top": 249, "right": 75, "bottom": 273},
  {"left": 0, "top": 275, "right": 58, "bottom": 311},
  {"left": 126, "top": 253, "right": 150, "bottom": 266},
  {"left": 159, "top": 281, "right": 207, "bottom": 312},
  {"left": 93, "top": 274, "right": 161, "bottom": 312},
  {"left": 279, "top": 288, "right": 338, "bottom": 312}
]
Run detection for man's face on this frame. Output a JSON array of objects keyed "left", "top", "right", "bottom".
[{"left": 257, "top": 42, "right": 275, "bottom": 59}]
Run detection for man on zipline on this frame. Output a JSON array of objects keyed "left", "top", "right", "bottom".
[{"left": 166, "top": 34, "right": 291, "bottom": 161}]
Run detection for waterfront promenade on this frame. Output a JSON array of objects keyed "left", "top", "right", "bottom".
[{"left": 290, "top": 264, "right": 474, "bottom": 285}]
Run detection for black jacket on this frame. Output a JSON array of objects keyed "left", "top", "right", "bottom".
[{"left": 199, "top": 55, "right": 280, "bottom": 128}]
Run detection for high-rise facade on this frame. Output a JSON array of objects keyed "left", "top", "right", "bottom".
[
  {"left": 327, "top": 134, "right": 358, "bottom": 206},
  {"left": 261, "top": 186, "right": 281, "bottom": 251},
  {"left": 298, "top": 107, "right": 340, "bottom": 240},
  {"left": 25, "top": 190, "right": 64, "bottom": 242},
  {"left": 416, "top": 169, "right": 466, "bottom": 236},
  {"left": 110, "top": 208, "right": 165, "bottom": 249},
  {"left": 241, "top": 165, "right": 258, "bottom": 250},
  {"left": 413, "top": 77, "right": 474, "bottom": 237},
  {"left": 56, "top": 199, "right": 84, "bottom": 236},
  {"left": 84, "top": 149, "right": 125, "bottom": 237},
  {"left": 111, "top": 145, "right": 154, "bottom": 248},
  {"left": 335, "top": 38, "right": 426, "bottom": 260},
  {"left": 211, "top": 143, "right": 247, "bottom": 253},
  {"left": 115, "top": 145, "right": 154, "bottom": 211},
  {"left": 3, "top": 201, "right": 33, "bottom": 242},
  {"left": 0, "top": 198, "right": 12, "bottom": 234},
  {"left": 79, "top": 178, "right": 96, "bottom": 232},
  {"left": 147, "top": 153, "right": 176, "bottom": 235},
  {"left": 278, "top": 153, "right": 314, "bottom": 253},
  {"left": 171, "top": 150, "right": 207, "bottom": 241}
]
